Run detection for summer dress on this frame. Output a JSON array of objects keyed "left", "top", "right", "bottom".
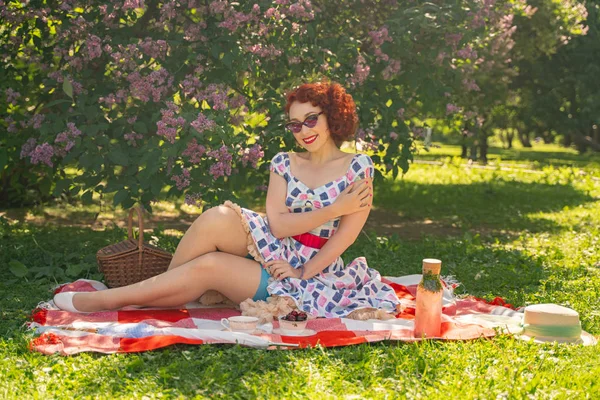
[{"left": 223, "top": 152, "right": 401, "bottom": 317}]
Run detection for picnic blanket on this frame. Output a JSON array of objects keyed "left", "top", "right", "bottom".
[{"left": 25, "top": 275, "right": 525, "bottom": 355}]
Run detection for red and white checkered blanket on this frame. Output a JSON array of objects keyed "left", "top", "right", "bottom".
[{"left": 26, "top": 276, "right": 523, "bottom": 355}]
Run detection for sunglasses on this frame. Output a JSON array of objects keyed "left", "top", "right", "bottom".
[{"left": 284, "top": 111, "right": 324, "bottom": 134}]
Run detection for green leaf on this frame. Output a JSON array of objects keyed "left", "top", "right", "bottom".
[
  {"left": 53, "top": 179, "right": 71, "bottom": 196},
  {"left": 113, "top": 189, "right": 130, "bottom": 207},
  {"left": 81, "top": 190, "right": 93, "bottom": 205},
  {"left": 150, "top": 179, "right": 163, "bottom": 196},
  {"left": 66, "top": 263, "right": 84, "bottom": 277},
  {"left": 63, "top": 79, "right": 74, "bottom": 99},
  {"left": 121, "top": 197, "right": 136, "bottom": 209},
  {"left": 0, "top": 149, "right": 7, "bottom": 171},
  {"left": 133, "top": 121, "right": 148, "bottom": 134},
  {"left": 108, "top": 149, "right": 129, "bottom": 166},
  {"left": 9, "top": 260, "right": 28, "bottom": 278},
  {"left": 44, "top": 99, "right": 73, "bottom": 109}
]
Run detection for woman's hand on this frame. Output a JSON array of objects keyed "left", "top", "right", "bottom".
[
  {"left": 264, "top": 259, "right": 301, "bottom": 280},
  {"left": 331, "top": 179, "right": 372, "bottom": 217}
]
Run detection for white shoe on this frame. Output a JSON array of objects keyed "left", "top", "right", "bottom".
[{"left": 53, "top": 292, "right": 90, "bottom": 313}]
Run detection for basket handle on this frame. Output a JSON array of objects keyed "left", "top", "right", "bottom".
[{"left": 127, "top": 207, "right": 145, "bottom": 266}]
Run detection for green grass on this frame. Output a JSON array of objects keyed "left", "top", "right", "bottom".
[{"left": 2, "top": 143, "right": 600, "bottom": 399}]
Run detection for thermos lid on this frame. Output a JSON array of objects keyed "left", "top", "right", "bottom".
[{"left": 422, "top": 258, "right": 442, "bottom": 274}]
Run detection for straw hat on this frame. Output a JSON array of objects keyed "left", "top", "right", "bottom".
[{"left": 516, "top": 304, "right": 597, "bottom": 346}]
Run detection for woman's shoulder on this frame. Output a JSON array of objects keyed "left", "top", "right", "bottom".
[
  {"left": 349, "top": 152, "right": 374, "bottom": 169},
  {"left": 348, "top": 153, "right": 374, "bottom": 180},
  {"left": 271, "top": 151, "right": 290, "bottom": 163}
]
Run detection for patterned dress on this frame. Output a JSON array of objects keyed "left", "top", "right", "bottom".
[{"left": 224, "top": 151, "right": 401, "bottom": 318}]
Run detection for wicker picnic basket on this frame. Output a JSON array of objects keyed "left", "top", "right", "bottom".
[{"left": 97, "top": 206, "right": 172, "bottom": 288}]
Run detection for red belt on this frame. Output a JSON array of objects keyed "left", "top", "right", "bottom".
[{"left": 292, "top": 232, "right": 329, "bottom": 249}]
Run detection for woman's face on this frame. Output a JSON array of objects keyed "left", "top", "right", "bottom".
[{"left": 287, "top": 101, "right": 332, "bottom": 152}]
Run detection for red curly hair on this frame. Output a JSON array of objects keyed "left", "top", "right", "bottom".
[{"left": 285, "top": 80, "right": 358, "bottom": 147}]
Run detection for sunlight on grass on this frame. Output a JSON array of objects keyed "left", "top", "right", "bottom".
[{"left": 2, "top": 144, "right": 600, "bottom": 398}]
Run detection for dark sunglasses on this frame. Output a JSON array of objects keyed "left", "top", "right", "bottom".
[{"left": 284, "top": 111, "right": 324, "bottom": 134}]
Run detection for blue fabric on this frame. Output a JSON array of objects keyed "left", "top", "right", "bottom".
[{"left": 245, "top": 253, "right": 271, "bottom": 301}]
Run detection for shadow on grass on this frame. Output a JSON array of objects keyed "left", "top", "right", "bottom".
[
  {"left": 345, "top": 232, "right": 546, "bottom": 308},
  {"left": 415, "top": 145, "right": 600, "bottom": 166},
  {"left": 374, "top": 179, "right": 597, "bottom": 236}
]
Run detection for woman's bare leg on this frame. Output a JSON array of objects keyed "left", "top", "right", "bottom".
[
  {"left": 72, "top": 252, "right": 264, "bottom": 312},
  {"left": 167, "top": 205, "right": 251, "bottom": 271}
]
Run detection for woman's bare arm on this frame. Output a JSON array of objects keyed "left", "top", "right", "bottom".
[
  {"left": 300, "top": 188, "right": 373, "bottom": 279},
  {"left": 265, "top": 171, "right": 340, "bottom": 238}
]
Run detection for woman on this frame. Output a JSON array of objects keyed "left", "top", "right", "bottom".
[{"left": 54, "top": 81, "right": 402, "bottom": 317}]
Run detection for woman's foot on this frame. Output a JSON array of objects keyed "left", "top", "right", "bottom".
[{"left": 54, "top": 292, "right": 106, "bottom": 313}]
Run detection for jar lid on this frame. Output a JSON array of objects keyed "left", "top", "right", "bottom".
[{"left": 422, "top": 258, "right": 442, "bottom": 274}]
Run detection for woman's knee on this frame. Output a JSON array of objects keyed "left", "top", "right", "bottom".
[
  {"left": 192, "top": 205, "right": 236, "bottom": 231},
  {"left": 187, "top": 252, "right": 221, "bottom": 275}
]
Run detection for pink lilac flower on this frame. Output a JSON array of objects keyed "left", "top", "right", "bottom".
[
  {"left": 171, "top": 168, "right": 191, "bottom": 190},
  {"left": 127, "top": 68, "right": 173, "bottom": 103},
  {"left": 190, "top": 113, "right": 216, "bottom": 133},
  {"left": 382, "top": 59, "right": 401, "bottom": 80},
  {"left": 369, "top": 26, "right": 393, "bottom": 47},
  {"left": 349, "top": 55, "right": 370, "bottom": 87},
  {"left": 185, "top": 192, "right": 203, "bottom": 206},
  {"left": 446, "top": 103, "right": 460, "bottom": 115},
  {"left": 123, "top": 0, "right": 145, "bottom": 10},
  {"left": 139, "top": 37, "right": 168, "bottom": 60},
  {"left": 6, "top": 88, "right": 20, "bottom": 105},
  {"left": 127, "top": 116, "right": 138, "bottom": 124},
  {"left": 184, "top": 22, "right": 209, "bottom": 42},
  {"left": 20, "top": 138, "right": 37, "bottom": 159},
  {"left": 182, "top": 138, "right": 206, "bottom": 164},
  {"left": 462, "top": 78, "right": 480, "bottom": 92},
  {"left": 457, "top": 45, "right": 478, "bottom": 60},
  {"left": 229, "top": 94, "right": 246, "bottom": 109},
  {"left": 397, "top": 108, "right": 405, "bottom": 119},
  {"left": 240, "top": 144, "right": 264, "bottom": 168},
  {"left": 6, "top": 117, "right": 18, "bottom": 133},
  {"left": 124, "top": 131, "right": 144, "bottom": 146},
  {"left": 31, "top": 114, "right": 45, "bottom": 129},
  {"left": 246, "top": 44, "right": 282, "bottom": 59},
  {"left": 230, "top": 115, "right": 244, "bottom": 126},
  {"left": 85, "top": 35, "right": 103, "bottom": 60},
  {"left": 374, "top": 48, "right": 389, "bottom": 63},
  {"left": 285, "top": 1, "right": 314, "bottom": 19},
  {"left": 207, "top": 145, "right": 233, "bottom": 179},
  {"left": 196, "top": 83, "right": 229, "bottom": 110},
  {"left": 256, "top": 185, "right": 268, "bottom": 192},
  {"left": 54, "top": 122, "right": 82, "bottom": 156},
  {"left": 30, "top": 143, "right": 54, "bottom": 167},
  {"left": 156, "top": 102, "right": 186, "bottom": 144},
  {"left": 209, "top": 1, "right": 228, "bottom": 14},
  {"left": 389, "top": 132, "right": 398, "bottom": 140}
]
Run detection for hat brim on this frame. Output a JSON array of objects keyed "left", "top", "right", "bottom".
[{"left": 515, "top": 330, "right": 597, "bottom": 346}]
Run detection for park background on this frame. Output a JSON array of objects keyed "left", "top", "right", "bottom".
[{"left": 1, "top": 0, "right": 600, "bottom": 398}]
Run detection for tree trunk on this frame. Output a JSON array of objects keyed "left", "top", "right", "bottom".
[
  {"left": 518, "top": 130, "right": 532, "bottom": 147},
  {"left": 470, "top": 144, "right": 478, "bottom": 161},
  {"left": 506, "top": 130, "right": 514, "bottom": 149},
  {"left": 461, "top": 144, "right": 468, "bottom": 158},
  {"left": 563, "top": 132, "right": 572, "bottom": 147},
  {"left": 572, "top": 132, "right": 589, "bottom": 153},
  {"left": 478, "top": 131, "right": 488, "bottom": 164}
]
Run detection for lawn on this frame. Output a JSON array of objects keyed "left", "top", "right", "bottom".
[{"left": 1, "top": 143, "right": 600, "bottom": 399}]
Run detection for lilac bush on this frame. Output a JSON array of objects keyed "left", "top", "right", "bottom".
[{"left": 0, "top": 0, "right": 587, "bottom": 209}]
